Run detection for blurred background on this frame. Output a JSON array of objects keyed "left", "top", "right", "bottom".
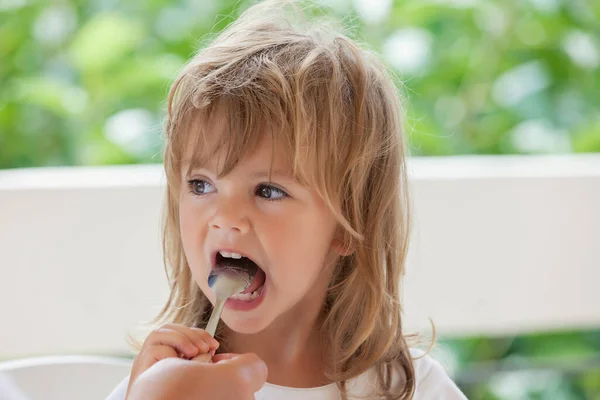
[{"left": 1, "top": 0, "right": 599, "bottom": 398}]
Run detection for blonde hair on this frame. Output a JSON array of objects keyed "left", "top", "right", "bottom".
[{"left": 149, "top": 0, "right": 418, "bottom": 398}]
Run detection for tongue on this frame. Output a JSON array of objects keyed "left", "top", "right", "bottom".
[{"left": 240, "top": 268, "right": 266, "bottom": 294}]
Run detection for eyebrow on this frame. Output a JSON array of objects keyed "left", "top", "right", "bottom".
[
  {"left": 249, "top": 169, "right": 291, "bottom": 179},
  {"left": 186, "top": 166, "right": 292, "bottom": 180}
]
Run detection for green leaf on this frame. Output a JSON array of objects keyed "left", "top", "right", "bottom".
[
  {"left": 68, "top": 12, "right": 145, "bottom": 73},
  {"left": 14, "top": 76, "right": 87, "bottom": 116}
]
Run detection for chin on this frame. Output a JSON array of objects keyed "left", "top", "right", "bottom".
[{"left": 222, "top": 314, "right": 272, "bottom": 334}]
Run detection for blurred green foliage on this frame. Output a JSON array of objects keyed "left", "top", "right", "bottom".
[
  {"left": 1, "top": 0, "right": 599, "bottom": 169},
  {"left": 441, "top": 328, "right": 600, "bottom": 399},
  {"left": 1, "top": 0, "right": 599, "bottom": 397}
]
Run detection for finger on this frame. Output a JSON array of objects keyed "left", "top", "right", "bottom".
[
  {"left": 160, "top": 324, "right": 210, "bottom": 353},
  {"left": 189, "top": 327, "right": 220, "bottom": 351},
  {"left": 221, "top": 353, "right": 268, "bottom": 393},
  {"left": 137, "top": 345, "right": 179, "bottom": 371},
  {"left": 164, "top": 324, "right": 216, "bottom": 353},
  {"left": 191, "top": 353, "right": 213, "bottom": 363},
  {"left": 148, "top": 329, "right": 199, "bottom": 359},
  {"left": 212, "top": 353, "right": 237, "bottom": 363}
]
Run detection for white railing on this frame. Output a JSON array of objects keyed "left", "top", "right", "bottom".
[{"left": 1, "top": 154, "right": 599, "bottom": 360}]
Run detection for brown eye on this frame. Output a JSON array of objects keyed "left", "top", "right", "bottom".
[
  {"left": 259, "top": 186, "right": 271, "bottom": 198},
  {"left": 188, "top": 180, "right": 215, "bottom": 195},
  {"left": 256, "top": 184, "right": 287, "bottom": 200}
]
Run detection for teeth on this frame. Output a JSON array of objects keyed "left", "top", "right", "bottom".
[
  {"left": 219, "top": 251, "right": 242, "bottom": 259},
  {"left": 229, "top": 285, "right": 264, "bottom": 301}
]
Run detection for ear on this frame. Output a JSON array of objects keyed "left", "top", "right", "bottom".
[{"left": 330, "top": 228, "right": 354, "bottom": 257}]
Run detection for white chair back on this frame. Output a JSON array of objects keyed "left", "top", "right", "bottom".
[{"left": 0, "top": 356, "right": 131, "bottom": 400}]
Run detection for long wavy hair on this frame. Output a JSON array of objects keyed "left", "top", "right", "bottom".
[{"left": 142, "top": 1, "right": 418, "bottom": 398}]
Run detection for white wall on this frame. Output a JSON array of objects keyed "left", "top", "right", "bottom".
[{"left": 1, "top": 155, "right": 599, "bottom": 360}]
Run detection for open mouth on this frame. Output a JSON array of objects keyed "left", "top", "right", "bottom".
[{"left": 213, "top": 251, "right": 266, "bottom": 301}]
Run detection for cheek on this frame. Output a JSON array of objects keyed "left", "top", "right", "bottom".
[
  {"left": 179, "top": 198, "right": 207, "bottom": 246},
  {"left": 179, "top": 204, "right": 216, "bottom": 301},
  {"left": 179, "top": 205, "right": 195, "bottom": 252},
  {"left": 266, "top": 213, "right": 336, "bottom": 286},
  {"left": 179, "top": 203, "right": 210, "bottom": 274}
]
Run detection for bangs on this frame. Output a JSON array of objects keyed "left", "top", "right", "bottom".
[{"left": 174, "top": 95, "right": 292, "bottom": 181}]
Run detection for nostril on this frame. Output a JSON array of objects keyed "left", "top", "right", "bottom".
[
  {"left": 208, "top": 214, "right": 247, "bottom": 232},
  {"left": 210, "top": 224, "right": 242, "bottom": 232}
]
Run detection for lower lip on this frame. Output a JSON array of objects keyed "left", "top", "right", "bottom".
[{"left": 225, "top": 280, "right": 267, "bottom": 311}]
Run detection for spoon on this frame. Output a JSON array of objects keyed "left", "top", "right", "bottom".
[{"left": 204, "top": 264, "right": 258, "bottom": 336}]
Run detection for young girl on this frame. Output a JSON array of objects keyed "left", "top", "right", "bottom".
[{"left": 107, "top": 1, "right": 467, "bottom": 399}]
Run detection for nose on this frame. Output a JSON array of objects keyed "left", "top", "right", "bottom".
[{"left": 208, "top": 199, "right": 250, "bottom": 235}]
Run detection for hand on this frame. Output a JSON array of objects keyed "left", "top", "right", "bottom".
[
  {"left": 127, "top": 352, "right": 268, "bottom": 400},
  {"left": 125, "top": 323, "right": 219, "bottom": 398}
]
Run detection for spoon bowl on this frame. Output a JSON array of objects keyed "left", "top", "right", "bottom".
[{"left": 204, "top": 264, "right": 258, "bottom": 336}]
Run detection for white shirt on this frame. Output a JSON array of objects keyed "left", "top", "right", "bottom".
[
  {"left": 0, "top": 373, "right": 31, "bottom": 400},
  {"left": 105, "top": 349, "right": 467, "bottom": 399}
]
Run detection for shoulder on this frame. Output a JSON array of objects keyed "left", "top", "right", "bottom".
[
  {"left": 409, "top": 348, "right": 468, "bottom": 400},
  {"left": 105, "top": 375, "right": 129, "bottom": 400},
  {"left": 348, "top": 349, "right": 467, "bottom": 399}
]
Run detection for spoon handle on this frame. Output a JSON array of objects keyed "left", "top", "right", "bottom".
[{"left": 205, "top": 297, "right": 226, "bottom": 337}]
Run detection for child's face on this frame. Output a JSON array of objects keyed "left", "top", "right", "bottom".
[{"left": 179, "top": 134, "right": 342, "bottom": 334}]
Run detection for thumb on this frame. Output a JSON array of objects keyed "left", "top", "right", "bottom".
[
  {"left": 211, "top": 353, "right": 238, "bottom": 363},
  {"left": 216, "top": 353, "right": 268, "bottom": 392}
]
